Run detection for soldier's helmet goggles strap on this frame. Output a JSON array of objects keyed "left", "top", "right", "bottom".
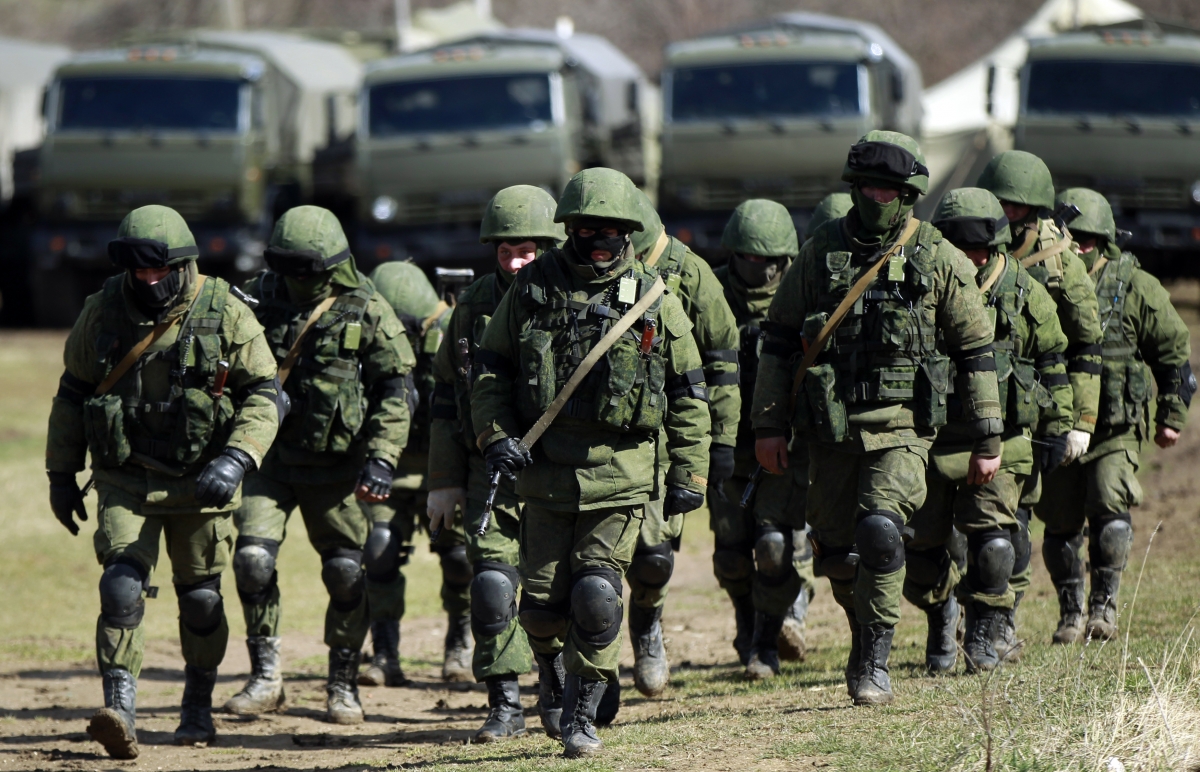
[
  {"left": 107, "top": 237, "right": 199, "bottom": 269},
  {"left": 933, "top": 216, "right": 1008, "bottom": 250},
  {"left": 847, "top": 141, "right": 929, "bottom": 181},
  {"left": 264, "top": 247, "right": 351, "bottom": 278}
]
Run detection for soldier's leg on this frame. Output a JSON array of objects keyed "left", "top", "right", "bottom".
[
  {"left": 432, "top": 509, "right": 474, "bottom": 683},
  {"left": 1083, "top": 450, "right": 1140, "bottom": 640},
  {"left": 623, "top": 499, "right": 680, "bottom": 698},
  {"left": 1036, "top": 461, "right": 1089, "bottom": 644},
  {"left": 709, "top": 472, "right": 757, "bottom": 665},
  {"left": 780, "top": 445, "right": 817, "bottom": 661},
  {"left": 902, "top": 451, "right": 960, "bottom": 675},
  {"left": 360, "top": 492, "right": 416, "bottom": 687},
  {"left": 1009, "top": 467, "right": 1039, "bottom": 616}
]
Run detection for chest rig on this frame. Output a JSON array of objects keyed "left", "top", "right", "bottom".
[
  {"left": 1016, "top": 219, "right": 1067, "bottom": 293},
  {"left": 83, "top": 274, "right": 233, "bottom": 473},
  {"left": 255, "top": 271, "right": 374, "bottom": 454},
  {"left": 1093, "top": 251, "right": 1150, "bottom": 428},
  {"left": 438, "top": 274, "right": 506, "bottom": 444}
]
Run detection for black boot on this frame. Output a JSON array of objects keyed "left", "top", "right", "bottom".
[
  {"left": 88, "top": 668, "right": 139, "bottom": 759},
  {"left": 360, "top": 619, "right": 407, "bottom": 687},
  {"left": 744, "top": 612, "right": 784, "bottom": 680},
  {"left": 853, "top": 624, "right": 895, "bottom": 706},
  {"left": 474, "top": 676, "right": 526, "bottom": 742},
  {"left": 1087, "top": 568, "right": 1123, "bottom": 641},
  {"left": 630, "top": 604, "right": 669, "bottom": 696},
  {"left": 174, "top": 665, "right": 217, "bottom": 745},
  {"left": 326, "top": 647, "right": 364, "bottom": 724},
  {"left": 778, "top": 589, "right": 809, "bottom": 662},
  {"left": 993, "top": 592, "right": 1023, "bottom": 663},
  {"left": 924, "top": 597, "right": 959, "bottom": 674},
  {"left": 534, "top": 652, "right": 566, "bottom": 738},
  {"left": 843, "top": 607, "right": 863, "bottom": 698},
  {"left": 963, "top": 603, "right": 1003, "bottom": 674},
  {"left": 224, "top": 636, "right": 285, "bottom": 714},
  {"left": 730, "top": 593, "right": 756, "bottom": 666},
  {"left": 442, "top": 612, "right": 474, "bottom": 683},
  {"left": 1044, "top": 534, "right": 1086, "bottom": 645},
  {"left": 594, "top": 674, "right": 620, "bottom": 727},
  {"left": 560, "top": 674, "right": 606, "bottom": 758}
]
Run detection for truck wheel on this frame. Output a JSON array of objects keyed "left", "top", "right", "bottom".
[{"left": 32, "top": 265, "right": 87, "bottom": 328}]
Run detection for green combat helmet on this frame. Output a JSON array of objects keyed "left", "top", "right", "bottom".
[
  {"left": 1056, "top": 188, "right": 1116, "bottom": 244},
  {"left": 371, "top": 260, "right": 440, "bottom": 320},
  {"left": 107, "top": 204, "right": 201, "bottom": 307},
  {"left": 265, "top": 205, "right": 359, "bottom": 303},
  {"left": 479, "top": 185, "right": 566, "bottom": 246},
  {"left": 931, "top": 187, "right": 1011, "bottom": 252},
  {"left": 977, "top": 150, "right": 1056, "bottom": 210},
  {"left": 554, "top": 167, "right": 645, "bottom": 231},
  {"left": 841, "top": 130, "right": 929, "bottom": 195},
  {"left": 806, "top": 193, "right": 852, "bottom": 241},
  {"left": 722, "top": 199, "right": 798, "bottom": 257}
]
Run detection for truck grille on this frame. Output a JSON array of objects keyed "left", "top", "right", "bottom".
[
  {"left": 1053, "top": 175, "right": 1189, "bottom": 210},
  {"left": 668, "top": 177, "right": 837, "bottom": 211},
  {"left": 75, "top": 189, "right": 211, "bottom": 220}
]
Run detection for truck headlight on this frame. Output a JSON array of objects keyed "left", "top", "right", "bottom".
[
  {"left": 372, "top": 195, "right": 399, "bottom": 223},
  {"left": 1191, "top": 181, "right": 1200, "bottom": 205}
]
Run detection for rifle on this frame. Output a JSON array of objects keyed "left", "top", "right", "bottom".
[
  {"left": 740, "top": 464, "right": 764, "bottom": 513},
  {"left": 1051, "top": 202, "right": 1082, "bottom": 230}
]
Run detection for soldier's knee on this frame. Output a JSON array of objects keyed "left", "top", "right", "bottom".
[
  {"left": 854, "top": 510, "right": 906, "bottom": 574},
  {"left": 905, "top": 545, "right": 949, "bottom": 590},
  {"left": 631, "top": 541, "right": 674, "bottom": 589},
  {"left": 712, "top": 545, "right": 754, "bottom": 583},
  {"left": 437, "top": 544, "right": 473, "bottom": 589},
  {"left": 812, "top": 536, "right": 859, "bottom": 582},
  {"left": 233, "top": 536, "right": 279, "bottom": 605},
  {"left": 1089, "top": 512, "right": 1133, "bottom": 570},
  {"left": 1011, "top": 509, "right": 1032, "bottom": 576},
  {"left": 966, "top": 529, "right": 1015, "bottom": 596},
  {"left": 471, "top": 561, "right": 519, "bottom": 637},
  {"left": 754, "top": 524, "right": 794, "bottom": 584},
  {"left": 517, "top": 594, "right": 569, "bottom": 641},
  {"left": 363, "top": 522, "right": 407, "bottom": 583},
  {"left": 569, "top": 567, "right": 623, "bottom": 648},
  {"left": 98, "top": 558, "right": 148, "bottom": 629},
  {"left": 175, "top": 575, "right": 224, "bottom": 636},
  {"left": 320, "top": 548, "right": 364, "bottom": 611}
]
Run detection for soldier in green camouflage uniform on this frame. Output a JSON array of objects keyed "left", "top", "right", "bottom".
[
  {"left": 977, "top": 151, "right": 1103, "bottom": 652},
  {"left": 905, "top": 188, "right": 1073, "bottom": 673},
  {"left": 472, "top": 168, "right": 711, "bottom": 756},
  {"left": 1038, "top": 188, "right": 1192, "bottom": 643},
  {"left": 358, "top": 260, "right": 470, "bottom": 687},
  {"left": 753, "top": 132, "right": 1003, "bottom": 706},
  {"left": 426, "top": 185, "right": 565, "bottom": 742},
  {"left": 806, "top": 193, "right": 853, "bottom": 241},
  {"left": 224, "top": 206, "right": 415, "bottom": 725},
  {"left": 46, "top": 205, "right": 281, "bottom": 758}
]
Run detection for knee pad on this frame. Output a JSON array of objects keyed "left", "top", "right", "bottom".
[
  {"left": 812, "top": 537, "right": 859, "bottom": 582},
  {"left": 947, "top": 526, "right": 968, "bottom": 573},
  {"left": 517, "top": 593, "right": 569, "bottom": 641},
  {"left": 1089, "top": 512, "right": 1133, "bottom": 571},
  {"left": 905, "top": 545, "right": 949, "bottom": 590},
  {"left": 1011, "top": 508, "right": 1032, "bottom": 576},
  {"left": 854, "top": 510, "right": 906, "bottom": 574},
  {"left": 1042, "top": 532, "right": 1085, "bottom": 585},
  {"left": 320, "top": 548, "right": 364, "bottom": 612},
  {"left": 712, "top": 546, "right": 754, "bottom": 582},
  {"left": 98, "top": 558, "right": 148, "bottom": 630},
  {"left": 232, "top": 536, "right": 279, "bottom": 605},
  {"left": 363, "top": 522, "right": 407, "bottom": 583},
  {"left": 175, "top": 575, "right": 224, "bottom": 636},
  {"left": 438, "top": 544, "right": 473, "bottom": 589},
  {"left": 966, "top": 529, "right": 1016, "bottom": 597},
  {"left": 631, "top": 541, "right": 675, "bottom": 589},
  {"left": 569, "top": 567, "right": 623, "bottom": 648},
  {"left": 754, "top": 524, "right": 794, "bottom": 585},
  {"left": 471, "top": 561, "right": 519, "bottom": 637}
]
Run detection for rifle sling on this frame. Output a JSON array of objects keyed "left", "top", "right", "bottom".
[{"left": 278, "top": 291, "right": 340, "bottom": 386}]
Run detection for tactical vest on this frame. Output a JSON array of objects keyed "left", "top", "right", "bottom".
[
  {"left": 718, "top": 265, "right": 773, "bottom": 434},
  {"left": 513, "top": 255, "right": 671, "bottom": 435},
  {"left": 255, "top": 271, "right": 375, "bottom": 455},
  {"left": 440, "top": 274, "right": 506, "bottom": 445},
  {"left": 83, "top": 275, "right": 234, "bottom": 473},
  {"left": 395, "top": 308, "right": 447, "bottom": 455},
  {"left": 1093, "top": 251, "right": 1150, "bottom": 428},
  {"left": 1015, "top": 218, "right": 1067, "bottom": 293}
]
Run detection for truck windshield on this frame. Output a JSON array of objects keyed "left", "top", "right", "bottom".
[
  {"left": 671, "top": 61, "right": 860, "bottom": 121},
  {"left": 1027, "top": 59, "right": 1200, "bottom": 117},
  {"left": 58, "top": 76, "right": 242, "bottom": 131},
  {"left": 369, "top": 73, "right": 553, "bottom": 136}
]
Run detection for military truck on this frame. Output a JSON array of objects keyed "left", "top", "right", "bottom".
[
  {"left": 355, "top": 28, "right": 658, "bottom": 271},
  {"left": 1016, "top": 20, "right": 1200, "bottom": 273},
  {"left": 659, "top": 12, "right": 922, "bottom": 255},
  {"left": 30, "top": 31, "right": 361, "bottom": 326}
]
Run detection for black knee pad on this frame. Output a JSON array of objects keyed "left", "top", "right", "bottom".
[
  {"left": 233, "top": 536, "right": 279, "bottom": 605},
  {"left": 947, "top": 526, "right": 968, "bottom": 573},
  {"left": 1042, "top": 532, "right": 1085, "bottom": 584},
  {"left": 712, "top": 545, "right": 754, "bottom": 582},
  {"left": 99, "top": 558, "right": 148, "bottom": 630},
  {"left": 812, "top": 536, "right": 859, "bottom": 581},
  {"left": 517, "top": 593, "right": 569, "bottom": 641},
  {"left": 175, "top": 575, "right": 224, "bottom": 636},
  {"left": 631, "top": 541, "right": 675, "bottom": 589},
  {"left": 905, "top": 545, "right": 949, "bottom": 590},
  {"left": 1088, "top": 512, "right": 1133, "bottom": 571},
  {"left": 966, "top": 529, "right": 1016, "bottom": 597},
  {"left": 471, "top": 561, "right": 519, "bottom": 638},
  {"left": 363, "top": 521, "right": 407, "bottom": 583},
  {"left": 437, "top": 544, "right": 473, "bottom": 589},
  {"left": 753, "top": 523, "right": 794, "bottom": 583},
  {"left": 320, "top": 548, "right": 364, "bottom": 612},
  {"left": 854, "top": 510, "right": 906, "bottom": 574},
  {"left": 569, "top": 567, "right": 623, "bottom": 648},
  {"left": 1012, "top": 508, "right": 1032, "bottom": 576}
]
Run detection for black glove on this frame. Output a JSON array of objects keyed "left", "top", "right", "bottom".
[
  {"left": 358, "top": 457, "right": 395, "bottom": 499},
  {"left": 195, "top": 448, "right": 256, "bottom": 509},
  {"left": 664, "top": 485, "right": 705, "bottom": 517},
  {"left": 48, "top": 471, "right": 88, "bottom": 536},
  {"left": 708, "top": 444, "right": 736, "bottom": 494},
  {"left": 484, "top": 437, "right": 532, "bottom": 482},
  {"left": 1040, "top": 433, "right": 1069, "bottom": 475}
]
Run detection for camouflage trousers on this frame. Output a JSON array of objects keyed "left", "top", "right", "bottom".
[
  {"left": 1037, "top": 448, "right": 1142, "bottom": 536},
  {"left": 625, "top": 498, "right": 684, "bottom": 610}
]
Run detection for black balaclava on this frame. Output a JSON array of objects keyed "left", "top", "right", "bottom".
[
  {"left": 732, "top": 255, "right": 786, "bottom": 288},
  {"left": 569, "top": 219, "right": 630, "bottom": 275},
  {"left": 128, "top": 264, "right": 185, "bottom": 312}
]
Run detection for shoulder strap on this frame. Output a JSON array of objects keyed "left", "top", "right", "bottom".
[
  {"left": 1087, "top": 255, "right": 1109, "bottom": 279},
  {"left": 1011, "top": 228, "right": 1039, "bottom": 261},
  {"left": 519, "top": 276, "right": 666, "bottom": 451},
  {"left": 95, "top": 275, "right": 207, "bottom": 396},
  {"left": 278, "top": 291, "right": 340, "bottom": 386},
  {"left": 643, "top": 230, "right": 671, "bottom": 269},
  {"left": 1020, "top": 236, "right": 1071, "bottom": 269},
  {"left": 420, "top": 300, "right": 453, "bottom": 335},
  {"left": 979, "top": 252, "right": 1007, "bottom": 296},
  {"left": 788, "top": 217, "right": 920, "bottom": 407}
]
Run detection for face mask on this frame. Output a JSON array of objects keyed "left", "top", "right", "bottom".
[
  {"left": 128, "top": 266, "right": 183, "bottom": 309},
  {"left": 569, "top": 230, "right": 629, "bottom": 274},
  {"left": 285, "top": 273, "right": 333, "bottom": 306},
  {"left": 733, "top": 255, "right": 784, "bottom": 288},
  {"left": 851, "top": 185, "right": 913, "bottom": 237}
]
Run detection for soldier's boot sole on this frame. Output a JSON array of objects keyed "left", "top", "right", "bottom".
[
  {"left": 223, "top": 680, "right": 285, "bottom": 715},
  {"left": 777, "top": 618, "right": 807, "bottom": 662},
  {"left": 173, "top": 722, "right": 216, "bottom": 746},
  {"left": 87, "top": 709, "right": 139, "bottom": 760},
  {"left": 474, "top": 716, "right": 527, "bottom": 743},
  {"left": 358, "top": 661, "right": 387, "bottom": 687},
  {"left": 563, "top": 735, "right": 603, "bottom": 759},
  {"left": 1086, "top": 617, "right": 1119, "bottom": 641},
  {"left": 852, "top": 685, "right": 894, "bottom": 706},
  {"left": 1053, "top": 617, "right": 1085, "bottom": 645},
  {"left": 326, "top": 692, "right": 364, "bottom": 725},
  {"left": 744, "top": 651, "right": 779, "bottom": 681}
]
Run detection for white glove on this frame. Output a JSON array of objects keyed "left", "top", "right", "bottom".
[
  {"left": 426, "top": 487, "right": 466, "bottom": 533},
  {"left": 1062, "top": 430, "right": 1091, "bottom": 465}
]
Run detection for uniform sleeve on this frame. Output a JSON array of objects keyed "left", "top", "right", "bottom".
[
  {"left": 360, "top": 296, "right": 416, "bottom": 465},
  {"left": 45, "top": 295, "right": 105, "bottom": 474},
  {"left": 1059, "top": 252, "right": 1102, "bottom": 433},
  {"left": 220, "top": 298, "right": 280, "bottom": 467},
  {"left": 1131, "top": 270, "right": 1192, "bottom": 432},
  {"left": 937, "top": 244, "right": 1002, "bottom": 434},
  {"left": 470, "top": 288, "right": 524, "bottom": 449},
  {"left": 660, "top": 294, "right": 712, "bottom": 492},
  {"left": 1024, "top": 282, "right": 1073, "bottom": 438},
  {"left": 682, "top": 253, "right": 742, "bottom": 448},
  {"left": 427, "top": 303, "right": 470, "bottom": 489},
  {"left": 750, "top": 241, "right": 814, "bottom": 437}
]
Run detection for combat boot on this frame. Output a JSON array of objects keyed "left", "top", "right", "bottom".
[
  {"left": 630, "top": 604, "right": 669, "bottom": 696},
  {"left": 442, "top": 612, "right": 474, "bottom": 683},
  {"left": 534, "top": 651, "right": 566, "bottom": 738},
  {"left": 744, "top": 612, "right": 784, "bottom": 680},
  {"left": 560, "top": 673, "right": 606, "bottom": 758},
  {"left": 594, "top": 674, "right": 620, "bottom": 726},
  {"left": 474, "top": 676, "right": 526, "bottom": 742},
  {"left": 326, "top": 647, "right": 364, "bottom": 725},
  {"left": 174, "top": 665, "right": 217, "bottom": 746},
  {"left": 1044, "top": 534, "right": 1086, "bottom": 644},
  {"left": 224, "top": 636, "right": 285, "bottom": 714},
  {"left": 963, "top": 603, "right": 1003, "bottom": 674},
  {"left": 1053, "top": 581, "right": 1086, "bottom": 644},
  {"left": 778, "top": 590, "right": 808, "bottom": 662},
  {"left": 924, "top": 597, "right": 959, "bottom": 674},
  {"left": 843, "top": 607, "right": 863, "bottom": 698},
  {"left": 994, "top": 592, "right": 1023, "bottom": 663},
  {"left": 87, "top": 668, "right": 139, "bottom": 760},
  {"left": 852, "top": 624, "right": 895, "bottom": 706},
  {"left": 359, "top": 620, "right": 407, "bottom": 687},
  {"left": 730, "top": 593, "right": 756, "bottom": 666},
  {"left": 1086, "top": 568, "right": 1123, "bottom": 641}
]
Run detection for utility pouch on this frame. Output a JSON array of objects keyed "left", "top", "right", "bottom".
[
  {"left": 594, "top": 337, "right": 640, "bottom": 430},
  {"left": 1100, "top": 360, "right": 1128, "bottom": 427},
  {"left": 805, "top": 363, "right": 848, "bottom": 443},
  {"left": 1125, "top": 361, "right": 1150, "bottom": 424},
  {"left": 517, "top": 328, "right": 555, "bottom": 420},
  {"left": 83, "top": 393, "right": 131, "bottom": 468},
  {"left": 1006, "top": 360, "right": 1041, "bottom": 427},
  {"left": 633, "top": 351, "right": 667, "bottom": 432},
  {"left": 915, "top": 355, "right": 950, "bottom": 428}
]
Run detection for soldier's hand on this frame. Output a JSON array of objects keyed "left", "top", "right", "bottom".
[
  {"left": 664, "top": 485, "right": 704, "bottom": 517},
  {"left": 48, "top": 471, "right": 88, "bottom": 536},
  {"left": 1062, "top": 429, "right": 1091, "bottom": 464},
  {"left": 755, "top": 436, "right": 789, "bottom": 475},
  {"left": 427, "top": 487, "right": 466, "bottom": 533},
  {"left": 708, "top": 444, "right": 735, "bottom": 496},
  {"left": 484, "top": 437, "right": 532, "bottom": 482},
  {"left": 967, "top": 453, "right": 1001, "bottom": 486},
  {"left": 1155, "top": 426, "right": 1180, "bottom": 449},
  {"left": 356, "top": 458, "right": 395, "bottom": 503},
  {"left": 196, "top": 448, "right": 256, "bottom": 508},
  {"left": 1040, "top": 433, "right": 1069, "bottom": 474}
]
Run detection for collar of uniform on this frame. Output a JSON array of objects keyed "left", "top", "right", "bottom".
[{"left": 495, "top": 265, "right": 516, "bottom": 290}]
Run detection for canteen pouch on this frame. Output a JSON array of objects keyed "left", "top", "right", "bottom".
[
  {"left": 83, "top": 393, "right": 131, "bottom": 468},
  {"left": 915, "top": 354, "right": 950, "bottom": 428},
  {"left": 804, "top": 363, "right": 848, "bottom": 443}
]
